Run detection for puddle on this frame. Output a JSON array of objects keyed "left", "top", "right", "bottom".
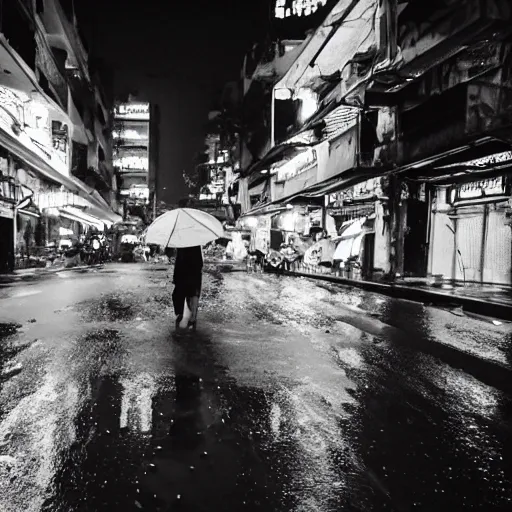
[
  {"left": 0, "top": 323, "right": 22, "bottom": 340},
  {"left": 79, "top": 296, "right": 137, "bottom": 322}
]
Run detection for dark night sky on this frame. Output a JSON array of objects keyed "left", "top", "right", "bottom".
[{"left": 78, "top": 0, "right": 272, "bottom": 203}]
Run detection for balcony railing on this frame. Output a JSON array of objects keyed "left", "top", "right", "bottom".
[
  {"left": 0, "top": 175, "right": 18, "bottom": 203},
  {"left": 34, "top": 25, "right": 68, "bottom": 109},
  {"left": 52, "top": 0, "right": 89, "bottom": 81},
  {"left": 398, "top": 79, "right": 512, "bottom": 166}
]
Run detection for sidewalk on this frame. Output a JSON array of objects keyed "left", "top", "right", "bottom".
[
  {"left": 0, "top": 263, "right": 103, "bottom": 284},
  {"left": 285, "top": 270, "right": 512, "bottom": 322}
]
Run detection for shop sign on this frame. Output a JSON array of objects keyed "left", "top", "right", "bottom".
[
  {"left": 115, "top": 103, "right": 150, "bottom": 120},
  {"left": 0, "top": 201, "right": 14, "bottom": 219},
  {"left": 274, "top": 0, "right": 328, "bottom": 18},
  {"left": 327, "top": 178, "right": 380, "bottom": 206},
  {"left": 114, "top": 155, "right": 148, "bottom": 171},
  {"left": 462, "top": 151, "right": 512, "bottom": 168},
  {"left": 451, "top": 176, "right": 506, "bottom": 202},
  {"left": 276, "top": 148, "right": 317, "bottom": 182},
  {"left": 328, "top": 204, "right": 375, "bottom": 218},
  {"left": 127, "top": 186, "right": 149, "bottom": 200}
]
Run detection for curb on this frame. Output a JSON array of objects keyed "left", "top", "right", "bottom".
[
  {"left": 286, "top": 270, "right": 512, "bottom": 393},
  {"left": 286, "top": 271, "right": 512, "bottom": 322}
]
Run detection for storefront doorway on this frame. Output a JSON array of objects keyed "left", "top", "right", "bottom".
[
  {"left": 453, "top": 204, "right": 512, "bottom": 285},
  {"left": 0, "top": 215, "right": 14, "bottom": 272},
  {"left": 429, "top": 176, "right": 512, "bottom": 286},
  {"left": 403, "top": 197, "right": 429, "bottom": 277},
  {"left": 362, "top": 233, "right": 375, "bottom": 279}
]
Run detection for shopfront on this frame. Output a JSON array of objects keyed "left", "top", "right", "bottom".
[
  {"left": 0, "top": 198, "right": 14, "bottom": 272},
  {"left": 429, "top": 176, "right": 512, "bottom": 286},
  {"left": 325, "top": 177, "right": 391, "bottom": 277},
  {"left": 0, "top": 152, "right": 15, "bottom": 271}
]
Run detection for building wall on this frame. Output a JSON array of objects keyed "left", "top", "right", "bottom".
[
  {"left": 0, "top": 0, "right": 119, "bottom": 271},
  {"left": 373, "top": 201, "right": 391, "bottom": 273},
  {"left": 148, "top": 104, "right": 160, "bottom": 203},
  {"left": 273, "top": 164, "right": 318, "bottom": 201},
  {"left": 113, "top": 101, "right": 151, "bottom": 215},
  {"left": 428, "top": 182, "right": 512, "bottom": 285}
]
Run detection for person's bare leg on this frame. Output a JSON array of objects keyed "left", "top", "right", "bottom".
[{"left": 188, "top": 296, "right": 199, "bottom": 328}]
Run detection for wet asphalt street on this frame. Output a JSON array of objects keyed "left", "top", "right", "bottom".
[{"left": 0, "top": 263, "right": 512, "bottom": 512}]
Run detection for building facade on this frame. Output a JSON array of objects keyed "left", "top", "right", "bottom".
[
  {"left": 113, "top": 99, "right": 159, "bottom": 223},
  {"left": 0, "top": 0, "right": 120, "bottom": 272},
  {"left": 232, "top": 0, "right": 512, "bottom": 287}
]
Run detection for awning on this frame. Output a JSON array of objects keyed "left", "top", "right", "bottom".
[
  {"left": 18, "top": 208, "right": 40, "bottom": 218},
  {"left": 333, "top": 218, "right": 366, "bottom": 261},
  {"left": 59, "top": 206, "right": 104, "bottom": 230},
  {"left": 339, "top": 217, "right": 366, "bottom": 240},
  {"left": 244, "top": 141, "right": 312, "bottom": 178},
  {"left": 240, "top": 202, "right": 289, "bottom": 218},
  {"left": 303, "top": 168, "right": 381, "bottom": 198},
  {"left": 0, "top": 128, "right": 120, "bottom": 223},
  {"left": 249, "top": 181, "right": 266, "bottom": 196}
]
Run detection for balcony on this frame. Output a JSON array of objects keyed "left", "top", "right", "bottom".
[
  {"left": 398, "top": 75, "right": 512, "bottom": 167},
  {"left": 34, "top": 24, "right": 68, "bottom": 109},
  {"left": 38, "top": 0, "right": 89, "bottom": 82},
  {"left": 385, "top": 0, "right": 512, "bottom": 93}
]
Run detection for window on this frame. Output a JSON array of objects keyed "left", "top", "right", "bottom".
[{"left": 71, "top": 141, "right": 87, "bottom": 177}]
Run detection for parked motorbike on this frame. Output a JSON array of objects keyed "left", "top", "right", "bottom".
[{"left": 80, "top": 235, "right": 108, "bottom": 265}]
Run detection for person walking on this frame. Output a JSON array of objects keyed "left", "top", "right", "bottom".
[{"left": 172, "top": 245, "right": 203, "bottom": 331}]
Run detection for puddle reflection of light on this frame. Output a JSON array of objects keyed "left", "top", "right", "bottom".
[
  {"left": 338, "top": 347, "right": 364, "bottom": 369},
  {"left": 0, "top": 374, "right": 80, "bottom": 512},
  {"left": 438, "top": 368, "right": 498, "bottom": 414},
  {"left": 277, "top": 384, "right": 348, "bottom": 509},
  {"left": 270, "top": 402, "right": 282, "bottom": 439},
  {"left": 119, "top": 373, "right": 156, "bottom": 433}
]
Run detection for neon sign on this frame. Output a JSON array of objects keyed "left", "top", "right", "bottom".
[
  {"left": 274, "top": 0, "right": 328, "bottom": 19},
  {"left": 115, "top": 103, "right": 150, "bottom": 120},
  {"left": 114, "top": 156, "right": 148, "bottom": 171}
]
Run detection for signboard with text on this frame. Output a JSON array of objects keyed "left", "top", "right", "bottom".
[
  {"left": 273, "top": 0, "right": 337, "bottom": 38},
  {"left": 450, "top": 176, "right": 508, "bottom": 204},
  {"left": 276, "top": 148, "right": 317, "bottom": 182},
  {"left": 114, "top": 103, "right": 150, "bottom": 120}
]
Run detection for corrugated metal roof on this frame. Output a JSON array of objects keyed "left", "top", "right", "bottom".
[
  {"left": 283, "top": 129, "right": 317, "bottom": 146},
  {"left": 323, "top": 105, "right": 359, "bottom": 140}
]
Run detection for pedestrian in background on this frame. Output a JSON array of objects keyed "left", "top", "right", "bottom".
[{"left": 172, "top": 245, "right": 203, "bottom": 331}]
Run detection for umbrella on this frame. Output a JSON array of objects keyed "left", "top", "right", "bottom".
[{"left": 146, "top": 208, "right": 224, "bottom": 248}]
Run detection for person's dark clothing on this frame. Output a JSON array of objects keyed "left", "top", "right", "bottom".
[{"left": 172, "top": 246, "right": 203, "bottom": 317}]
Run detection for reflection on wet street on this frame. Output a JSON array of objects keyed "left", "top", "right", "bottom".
[{"left": 0, "top": 263, "right": 511, "bottom": 511}]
